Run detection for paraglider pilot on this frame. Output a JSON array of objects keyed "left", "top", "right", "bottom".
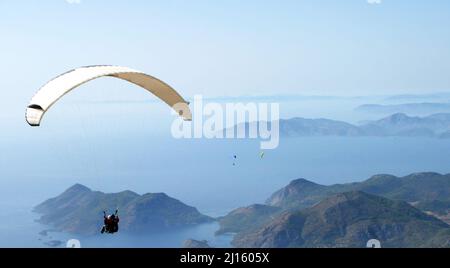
[{"left": 101, "top": 209, "right": 119, "bottom": 234}]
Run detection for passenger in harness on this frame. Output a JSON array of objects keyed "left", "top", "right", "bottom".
[{"left": 101, "top": 209, "right": 119, "bottom": 234}]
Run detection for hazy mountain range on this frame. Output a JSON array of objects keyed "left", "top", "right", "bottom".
[
  {"left": 218, "top": 172, "right": 450, "bottom": 248},
  {"left": 356, "top": 103, "right": 450, "bottom": 115},
  {"left": 34, "top": 184, "right": 213, "bottom": 235},
  {"left": 383, "top": 92, "right": 450, "bottom": 103},
  {"left": 278, "top": 113, "right": 450, "bottom": 138}
]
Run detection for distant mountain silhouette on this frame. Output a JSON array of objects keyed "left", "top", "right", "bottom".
[
  {"left": 277, "top": 113, "right": 450, "bottom": 138},
  {"left": 356, "top": 103, "right": 450, "bottom": 115},
  {"left": 226, "top": 113, "right": 450, "bottom": 138},
  {"left": 383, "top": 92, "right": 450, "bottom": 103},
  {"left": 360, "top": 113, "right": 450, "bottom": 137},
  {"left": 34, "top": 184, "right": 213, "bottom": 235},
  {"left": 279, "top": 118, "right": 363, "bottom": 137}
]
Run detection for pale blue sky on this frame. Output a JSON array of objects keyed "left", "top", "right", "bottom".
[{"left": 1, "top": 0, "right": 450, "bottom": 105}]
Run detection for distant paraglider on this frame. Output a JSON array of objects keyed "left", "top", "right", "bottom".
[{"left": 26, "top": 65, "right": 192, "bottom": 126}]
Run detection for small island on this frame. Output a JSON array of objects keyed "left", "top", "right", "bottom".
[{"left": 34, "top": 184, "right": 214, "bottom": 235}]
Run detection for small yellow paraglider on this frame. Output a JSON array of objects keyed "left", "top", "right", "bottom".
[{"left": 260, "top": 151, "right": 265, "bottom": 159}]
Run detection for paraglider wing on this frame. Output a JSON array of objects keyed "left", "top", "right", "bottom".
[{"left": 26, "top": 65, "right": 192, "bottom": 126}]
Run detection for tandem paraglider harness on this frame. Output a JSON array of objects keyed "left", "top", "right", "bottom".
[{"left": 101, "top": 210, "right": 120, "bottom": 234}]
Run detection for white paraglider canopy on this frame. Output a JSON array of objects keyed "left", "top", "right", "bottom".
[{"left": 26, "top": 65, "right": 192, "bottom": 126}]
